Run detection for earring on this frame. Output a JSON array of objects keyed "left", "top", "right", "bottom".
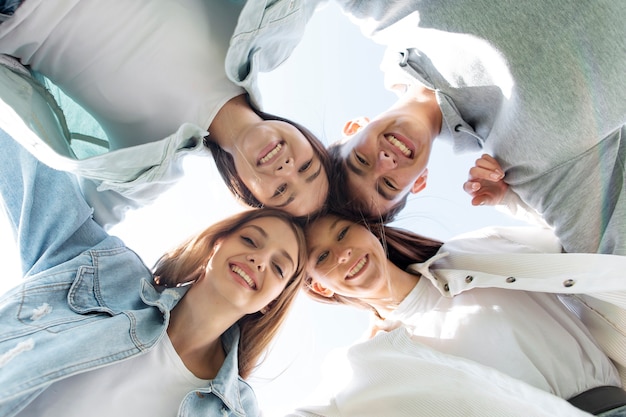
[{"left": 260, "top": 306, "right": 269, "bottom": 315}]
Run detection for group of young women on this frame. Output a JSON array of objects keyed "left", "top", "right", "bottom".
[{"left": 0, "top": 0, "right": 624, "bottom": 416}]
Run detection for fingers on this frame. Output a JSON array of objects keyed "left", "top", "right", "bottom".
[
  {"left": 469, "top": 154, "right": 504, "bottom": 181},
  {"left": 464, "top": 155, "right": 508, "bottom": 206}
]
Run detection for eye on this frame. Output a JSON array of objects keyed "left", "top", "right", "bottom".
[
  {"left": 316, "top": 251, "right": 329, "bottom": 265},
  {"left": 354, "top": 152, "right": 368, "bottom": 166},
  {"left": 241, "top": 236, "right": 257, "bottom": 248},
  {"left": 273, "top": 184, "right": 287, "bottom": 197},
  {"left": 383, "top": 178, "right": 397, "bottom": 190},
  {"left": 337, "top": 226, "right": 349, "bottom": 241},
  {"left": 298, "top": 159, "right": 312, "bottom": 173},
  {"left": 273, "top": 262, "right": 285, "bottom": 278}
]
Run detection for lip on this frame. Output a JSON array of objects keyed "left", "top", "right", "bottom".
[
  {"left": 257, "top": 141, "right": 284, "bottom": 166},
  {"left": 229, "top": 262, "right": 258, "bottom": 290},
  {"left": 345, "top": 255, "right": 368, "bottom": 281},
  {"left": 384, "top": 132, "right": 415, "bottom": 159}
]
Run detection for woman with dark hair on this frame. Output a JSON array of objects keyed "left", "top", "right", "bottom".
[
  {"left": 302, "top": 213, "right": 626, "bottom": 416},
  {"left": 0, "top": 127, "right": 307, "bottom": 417},
  {"left": 0, "top": 0, "right": 329, "bottom": 226}
]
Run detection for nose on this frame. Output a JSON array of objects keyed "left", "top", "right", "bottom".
[
  {"left": 376, "top": 150, "right": 397, "bottom": 173},
  {"left": 336, "top": 247, "right": 352, "bottom": 264},
  {"left": 274, "top": 156, "right": 295, "bottom": 176},
  {"left": 246, "top": 253, "right": 267, "bottom": 272}
]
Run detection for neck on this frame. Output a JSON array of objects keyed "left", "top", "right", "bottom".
[
  {"left": 369, "top": 261, "right": 420, "bottom": 318},
  {"left": 167, "top": 284, "right": 241, "bottom": 379},
  {"left": 207, "top": 93, "right": 262, "bottom": 152},
  {"left": 399, "top": 84, "right": 442, "bottom": 139}
]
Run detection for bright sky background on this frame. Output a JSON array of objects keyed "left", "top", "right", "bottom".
[{"left": 0, "top": 2, "right": 526, "bottom": 416}]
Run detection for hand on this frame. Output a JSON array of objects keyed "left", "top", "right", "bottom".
[{"left": 463, "top": 154, "right": 508, "bottom": 206}]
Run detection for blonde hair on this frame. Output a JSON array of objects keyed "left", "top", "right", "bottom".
[{"left": 153, "top": 209, "right": 307, "bottom": 379}]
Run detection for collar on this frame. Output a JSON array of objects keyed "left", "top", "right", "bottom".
[
  {"left": 205, "top": 326, "right": 247, "bottom": 415},
  {"left": 397, "top": 48, "right": 485, "bottom": 153}
]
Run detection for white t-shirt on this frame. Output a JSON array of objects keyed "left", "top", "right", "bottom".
[
  {"left": 386, "top": 279, "right": 621, "bottom": 399},
  {"left": 0, "top": 0, "right": 245, "bottom": 149},
  {"left": 288, "top": 328, "right": 592, "bottom": 417},
  {"left": 17, "top": 336, "right": 209, "bottom": 417}
]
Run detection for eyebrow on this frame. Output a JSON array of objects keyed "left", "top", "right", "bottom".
[
  {"left": 345, "top": 155, "right": 365, "bottom": 177},
  {"left": 346, "top": 156, "right": 395, "bottom": 202},
  {"left": 376, "top": 182, "right": 395, "bottom": 201},
  {"left": 247, "top": 224, "right": 268, "bottom": 238},
  {"left": 305, "top": 161, "right": 322, "bottom": 183},
  {"left": 308, "top": 217, "right": 342, "bottom": 255},
  {"left": 275, "top": 194, "right": 296, "bottom": 208},
  {"left": 280, "top": 249, "right": 295, "bottom": 270},
  {"left": 274, "top": 161, "right": 322, "bottom": 209}
]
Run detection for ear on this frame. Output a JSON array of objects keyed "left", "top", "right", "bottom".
[
  {"left": 260, "top": 306, "right": 270, "bottom": 315},
  {"left": 342, "top": 117, "right": 370, "bottom": 137},
  {"left": 410, "top": 169, "right": 428, "bottom": 194},
  {"left": 310, "top": 280, "right": 335, "bottom": 298}
]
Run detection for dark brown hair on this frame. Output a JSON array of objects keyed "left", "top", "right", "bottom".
[
  {"left": 303, "top": 215, "right": 443, "bottom": 317},
  {"left": 205, "top": 97, "right": 331, "bottom": 223}
]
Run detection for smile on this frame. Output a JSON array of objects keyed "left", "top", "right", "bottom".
[
  {"left": 259, "top": 142, "right": 283, "bottom": 165},
  {"left": 347, "top": 255, "right": 368, "bottom": 279},
  {"left": 385, "top": 134, "right": 413, "bottom": 158},
  {"left": 231, "top": 265, "right": 257, "bottom": 290}
]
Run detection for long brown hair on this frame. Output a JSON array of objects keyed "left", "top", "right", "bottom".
[
  {"left": 303, "top": 215, "right": 443, "bottom": 317},
  {"left": 153, "top": 208, "right": 307, "bottom": 379},
  {"left": 205, "top": 96, "right": 331, "bottom": 222}
]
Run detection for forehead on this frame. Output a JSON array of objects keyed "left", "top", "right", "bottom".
[
  {"left": 242, "top": 217, "right": 296, "bottom": 240},
  {"left": 305, "top": 215, "right": 337, "bottom": 240}
]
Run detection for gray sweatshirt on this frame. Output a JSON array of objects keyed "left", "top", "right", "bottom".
[{"left": 338, "top": 0, "right": 626, "bottom": 255}]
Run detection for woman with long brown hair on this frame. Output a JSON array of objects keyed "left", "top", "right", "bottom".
[{"left": 0, "top": 127, "right": 307, "bottom": 417}]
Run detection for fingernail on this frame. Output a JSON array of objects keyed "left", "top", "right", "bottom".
[
  {"left": 490, "top": 173, "right": 502, "bottom": 180},
  {"left": 471, "top": 182, "right": 480, "bottom": 191}
]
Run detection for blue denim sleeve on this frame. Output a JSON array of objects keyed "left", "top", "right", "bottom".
[
  {"left": 0, "top": 0, "right": 22, "bottom": 15},
  {"left": 0, "top": 128, "right": 108, "bottom": 277}
]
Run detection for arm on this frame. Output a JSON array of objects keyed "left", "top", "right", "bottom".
[{"left": 0, "top": 127, "right": 108, "bottom": 277}]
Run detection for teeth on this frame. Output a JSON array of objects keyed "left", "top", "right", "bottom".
[
  {"left": 231, "top": 265, "right": 256, "bottom": 289},
  {"left": 385, "top": 135, "right": 411, "bottom": 157},
  {"left": 348, "top": 257, "right": 367, "bottom": 277},
  {"left": 259, "top": 143, "right": 282, "bottom": 164}
]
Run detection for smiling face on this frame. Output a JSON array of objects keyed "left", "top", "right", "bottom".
[
  {"left": 232, "top": 120, "right": 329, "bottom": 217},
  {"left": 305, "top": 215, "right": 390, "bottom": 300},
  {"left": 205, "top": 216, "right": 300, "bottom": 314},
  {"left": 337, "top": 91, "right": 441, "bottom": 218}
]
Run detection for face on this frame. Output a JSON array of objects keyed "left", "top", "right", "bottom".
[
  {"left": 232, "top": 120, "right": 328, "bottom": 217},
  {"left": 205, "top": 216, "right": 300, "bottom": 314},
  {"left": 338, "top": 107, "right": 436, "bottom": 217},
  {"left": 305, "top": 215, "right": 389, "bottom": 300}
]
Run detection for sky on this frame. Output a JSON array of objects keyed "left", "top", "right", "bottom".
[{"left": 0, "top": 2, "right": 526, "bottom": 416}]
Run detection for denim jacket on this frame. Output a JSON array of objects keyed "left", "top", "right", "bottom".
[
  {"left": 0, "top": 0, "right": 326, "bottom": 230},
  {"left": 0, "top": 234, "right": 259, "bottom": 417},
  {"left": 225, "top": 0, "right": 327, "bottom": 108}
]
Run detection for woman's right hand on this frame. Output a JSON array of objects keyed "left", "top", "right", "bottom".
[{"left": 463, "top": 154, "right": 508, "bottom": 206}]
